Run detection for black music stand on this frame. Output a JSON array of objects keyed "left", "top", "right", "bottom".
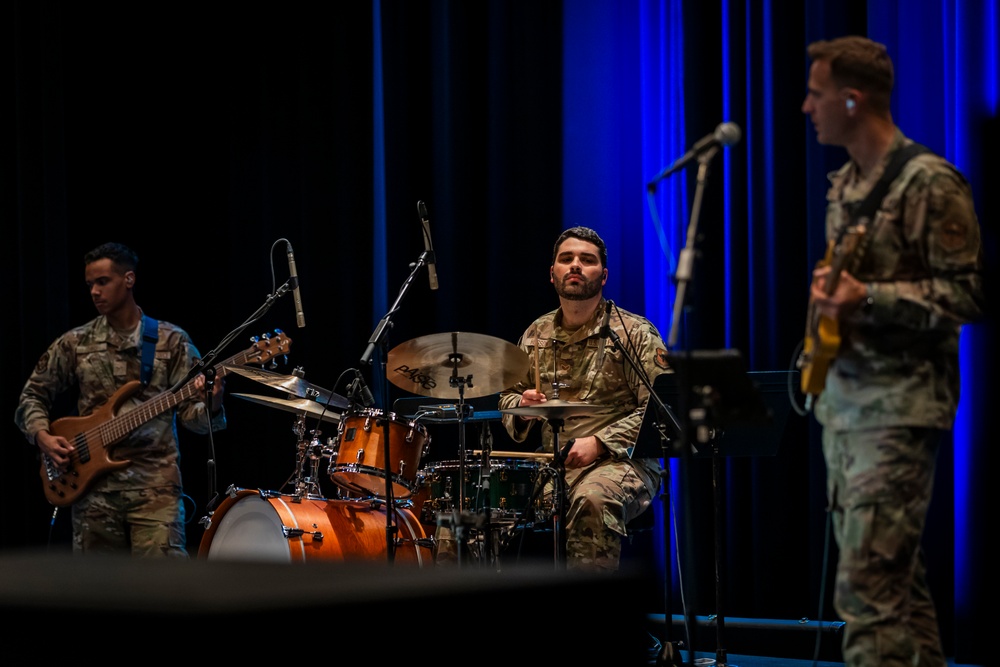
[{"left": 633, "top": 349, "right": 795, "bottom": 667}]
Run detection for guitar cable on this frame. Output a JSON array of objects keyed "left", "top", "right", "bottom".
[{"left": 787, "top": 339, "right": 812, "bottom": 417}]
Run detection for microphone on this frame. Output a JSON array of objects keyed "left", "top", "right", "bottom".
[
  {"left": 353, "top": 369, "right": 375, "bottom": 407},
  {"left": 418, "top": 201, "right": 439, "bottom": 291},
  {"left": 286, "top": 242, "right": 306, "bottom": 328},
  {"left": 647, "top": 121, "right": 742, "bottom": 191},
  {"left": 600, "top": 299, "right": 613, "bottom": 338}
]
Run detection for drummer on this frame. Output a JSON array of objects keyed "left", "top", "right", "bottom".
[{"left": 498, "top": 226, "right": 671, "bottom": 572}]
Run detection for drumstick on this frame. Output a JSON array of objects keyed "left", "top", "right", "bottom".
[
  {"left": 472, "top": 449, "right": 554, "bottom": 460},
  {"left": 534, "top": 345, "right": 540, "bottom": 392}
]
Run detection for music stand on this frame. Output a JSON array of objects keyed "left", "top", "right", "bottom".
[{"left": 633, "top": 349, "right": 796, "bottom": 667}]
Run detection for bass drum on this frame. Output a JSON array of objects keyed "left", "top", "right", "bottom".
[{"left": 198, "top": 488, "right": 431, "bottom": 566}]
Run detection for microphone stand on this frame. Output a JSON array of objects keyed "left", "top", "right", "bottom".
[
  {"left": 360, "top": 249, "right": 434, "bottom": 564},
  {"left": 185, "top": 281, "right": 293, "bottom": 517},
  {"left": 603, "top": 325, "right": 689, "bottom": 665},
  {"left": 654, "top": 143, "right": 730, "bottom": 666},
  {"left": 667, "top": 145, "right": 719, "bottom": 349}
]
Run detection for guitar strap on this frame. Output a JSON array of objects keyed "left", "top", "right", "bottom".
[
  {"left": 140, "top": 314, "right": 159, "bottom": 386},
  {"left": 839, "top": 142, "right": 930, "bottom": 244}
]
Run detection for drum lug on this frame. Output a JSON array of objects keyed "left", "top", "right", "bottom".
[{"left": 284, "top": 527, "right": 323, "bottom": 541}]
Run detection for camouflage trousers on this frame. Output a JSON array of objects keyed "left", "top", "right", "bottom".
[
  {"left": 431, "top": 457, "right": 658, "bottom": 572},
  {"left": 72, "top": 484, "right": 189, "bottom": 558},
  {"left": 556, "top": 456, "right": 659, "bottom": 572},
  {"left": 822, "top": 426, "right": 947, "bottom": 667}
]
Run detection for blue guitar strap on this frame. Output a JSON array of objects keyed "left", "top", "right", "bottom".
[{"left": 140, "top": 315, "right": 159, "bottom": 386}]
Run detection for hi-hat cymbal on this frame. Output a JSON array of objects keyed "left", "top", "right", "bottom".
[
  {"left": 225, "top": 366, "right": 349, "bottom": 410},
  {"left": 387, "top": 332, "right": 530, "bottom": 399},
  {"left": 232, "top": 393, "right": 342, "bottom": 423},
  {"left": 500, "top": 399, "right": 612, "bottom": 420}
]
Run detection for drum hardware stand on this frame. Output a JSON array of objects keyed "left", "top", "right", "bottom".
[
  {"left": 198, "top": 483, "right": 244, "bottom": 531},
  {"left": 535, "top": 377, "right": 570, "bottom": 569},
  {"left": 442, "top": 367, "right": 475, "bottom": 567},
  {"left": 545, "top": 418, "right": 570, "bottom": 568}
]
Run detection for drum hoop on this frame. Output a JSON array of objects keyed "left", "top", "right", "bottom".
[
  {"left": 329, "top": 464, "right": 416, "bottom": 495},
  {"left": 338, "top": 408, "right": 429, "bottom": 437}
]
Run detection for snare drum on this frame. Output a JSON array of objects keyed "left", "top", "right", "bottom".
[
  {"left": 415, "top": 458, "right": 543, "bottom": 523},
  {"left": 198, "top": 488, "right": 430, "bottom": 566},
  {"left": 328, "top": 408, "right": 430, "bottom": 499}
]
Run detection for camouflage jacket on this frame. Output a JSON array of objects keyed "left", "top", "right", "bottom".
[
  {"left": 499, "top": 299, "right": 671, "bottom": 474},
  {"left": 14, "top": 313, "right": 226, "bottom": 490},
  {"left": 815, "top": 129, "right": 985, "bottom": 431}
]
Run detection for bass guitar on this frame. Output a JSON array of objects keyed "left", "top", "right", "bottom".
[{"left": 39, "top": 331, "right": 292, "bottom": 506}]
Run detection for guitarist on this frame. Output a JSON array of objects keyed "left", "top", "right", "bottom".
[
  {"left": 802, "top": 37, "right": 984, "bottom": 667},
  {"left": 14, "top": 242, "right": 227, "bottom": 557}
]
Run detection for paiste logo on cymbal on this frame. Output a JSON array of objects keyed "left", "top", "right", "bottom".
[{"left": 392, "top": 365, "right": 438, "bottom": 391}]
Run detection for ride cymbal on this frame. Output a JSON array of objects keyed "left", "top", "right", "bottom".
[
  {"left": 387, "top": 331, "right": 530, "bottom": 399},
  {"left": 224, "top": 366, "right": 349, "bottom": 410},
  {"left": 232, "top": 393, "right": 342, "bottom": 423},
  {"left": 500, "top": 399, "right": 612, "bottom": 420}
]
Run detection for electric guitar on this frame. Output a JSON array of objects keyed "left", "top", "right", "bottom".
[
  {"left": 799, "top": 225, "right": 866, "bottom": 399},
  {"left": 39, "top": 331, "right": 292, "bottom": 507}
]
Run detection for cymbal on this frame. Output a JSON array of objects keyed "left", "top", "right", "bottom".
[
  {"left": 232, "top": 393, "right": 342, "bottom": 423},
  {"left": 224, "top": 366, "right": 349, "bottom": 409},
  {"left": 500, "top": 399, "right": 612, "bottom": 420},
  {"left": 386, "top": 332, "right": 530, "bottom": 399}
]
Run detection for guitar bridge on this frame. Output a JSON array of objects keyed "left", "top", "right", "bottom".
[{"left": 43, "top": 454, "right": 59, "bottom": 481}]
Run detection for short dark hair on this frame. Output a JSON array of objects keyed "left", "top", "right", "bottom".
[
  {"left": 552, "top": 226, "right": 608, "bottom": 268},
  {"left": 84, "top": 242, "right": 138, "bottom": 273},
  {"left": 807, "top": 36, "right": 893, "bottom": 112}
]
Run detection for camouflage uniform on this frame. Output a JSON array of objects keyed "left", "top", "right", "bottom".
[
  {"left": 815, "top": 130, "right": 984, "bottom": 666},
  {"left": 499, "top": 298, "right": 671, "bottom": 571},
  {"left": 15, "top": 314, "right": 226, "bottom": 557}
]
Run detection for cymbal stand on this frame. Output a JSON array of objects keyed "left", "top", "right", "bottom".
[
  {"left": 446, "top": 361, "right": 474, "bottom": 567},
  {"left": 284, "top": 412, "right": 328, "bottom": 499},
  {"left": 546, "top": 416, "right": 569, "bottom": 569},
  {"left": 476, "top": 420, "right": 498, "bottom": 568}
]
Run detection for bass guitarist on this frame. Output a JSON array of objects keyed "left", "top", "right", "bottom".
[{"left": 15, "top": 242, "right": 227, "bottom": 557}]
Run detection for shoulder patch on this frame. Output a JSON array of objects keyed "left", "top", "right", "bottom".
[
  {"left": 938, "top": 218, "right": 970, "bottom": 252},
  {"left": 654, "top": 348, "right": 670, "bottom": 370},
  {"left": 35, "top": 350, "right": 50, "bottom": 375}
]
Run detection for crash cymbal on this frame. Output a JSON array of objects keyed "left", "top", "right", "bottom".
[
  {"left": 224, "top": 366, "right": 349, "bottom": 409},
  {"left": 387, "top": 332, "right": 530, "bottom": 399},
  {"left": 500, "top": 399, "right": 612, "bottom": 420},
  {"left": 232, "top": 393, "right": 342, "bottom": 423}
]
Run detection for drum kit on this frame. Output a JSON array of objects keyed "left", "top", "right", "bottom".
[{"left": 198, "top": 331, "right": 610, "bottom": 570}]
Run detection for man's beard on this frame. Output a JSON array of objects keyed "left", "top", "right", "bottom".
[{"left": 554, "top": 273, "right": 602, "bottom": 301}]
